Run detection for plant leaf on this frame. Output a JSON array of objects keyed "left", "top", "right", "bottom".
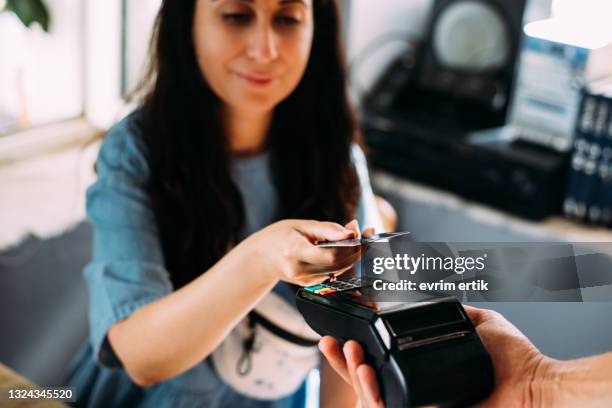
[{"left": 6, "top": 0, "right": 50, "bottom": 32}]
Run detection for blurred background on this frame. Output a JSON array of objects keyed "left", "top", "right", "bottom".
[{"left": 2, "top": 0, "right": 612, "bottom": 403}]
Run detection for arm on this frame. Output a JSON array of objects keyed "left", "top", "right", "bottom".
[
  {"left": 108, "top": 237, "right": 276, "bottom": 386},
  {"left": 321, "top": 306, "right": 612, "bottom": 408},
  {"left": 89, "top": 120, "right": 362, "bottom": 386},
  {"left": 108, "top": 220, "right": 361, "bottom": 387},
  {"left": 466, "top": 306, "right": 612, "bottom": 407},
  {"left": 536, "top": 352, "right": 612, "bottom": 407}
]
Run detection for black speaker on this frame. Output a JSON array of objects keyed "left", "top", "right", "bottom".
[
  {"left": 362, "top": 1, "right": 571, "bottom": 220},
  {"left": 366, "top": 0, "right": 527, "bottom": 131}
]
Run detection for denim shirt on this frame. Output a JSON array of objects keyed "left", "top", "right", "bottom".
[{"left": 74, "top": 112, "right": 383, "bottom": 407}]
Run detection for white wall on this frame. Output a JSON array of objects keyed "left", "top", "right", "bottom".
[
  {"left": 0, "top": 0, "right": 84, "bottom": 131},
  {"left": 346, "top": 0, "right": 432, "bottom": 99}
]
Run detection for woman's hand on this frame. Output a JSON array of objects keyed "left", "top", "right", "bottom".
[
  {"left": 241, "top": 219, "right": 368, "bottom": 287},
  {"left": 319, "top": 305, "right": 555, "bottom": 408}
]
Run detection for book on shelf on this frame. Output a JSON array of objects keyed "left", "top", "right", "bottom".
[{"left": 563, "top": 77, "right": 612, "bottom": 227}]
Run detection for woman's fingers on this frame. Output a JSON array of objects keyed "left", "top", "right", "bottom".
[
  {"left": 318, "top": 336, "right": 351, "bottom": 383},
  {"left": 362, "top": 227, "right": 376, "bottom": 238},
  {"left": 300, "top": 261, "right": 357, "bottom": 286},
  {"left": 293, "top": 220, "right": 355, "bottom": 243},
  {"left": 357, "top": 364, "right": 384, "bottom": 408},
  {"left": 300, "top": 245, "right": 361, "bottom": 271},
  {"left": 300, "top": 274, "right": 331, "bottom": 287},
  {"left": 288, "top": 220, "right": 384, "bottom": 281},
  {"left": 344, "top": 340, "right": 367, "bottom": 405},
  {"left": 345, "top": 219, "right": 361, "bottom": 239},
  {"left": 328, "top": 250, "right": 362, "bottom": 272}
]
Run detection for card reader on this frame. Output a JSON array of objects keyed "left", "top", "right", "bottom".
[{"left": 296, "top": 279, "right": 494, "bottom": 407}]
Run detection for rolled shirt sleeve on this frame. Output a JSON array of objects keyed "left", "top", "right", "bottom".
[
  {"left": 85, "top": 128, "right": 381, "bottom": 367},
  {"left": 84, "top": 115, "right": 173, "bottom": 367}
]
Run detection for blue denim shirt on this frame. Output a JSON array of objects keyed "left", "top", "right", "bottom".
[{"left": 71, "top": 112, "right": 383, "bottom": 407}]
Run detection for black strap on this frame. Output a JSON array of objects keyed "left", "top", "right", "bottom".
[
  {"left": 249, "top": 311, "right": 319, "bottom": 347},
  {"left": 235, "top": 311, "right": 318, "bottom": 376}
]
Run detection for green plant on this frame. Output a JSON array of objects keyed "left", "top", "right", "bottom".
[{"left": 2, "top": 0, "right": 50, "bottom": 32}]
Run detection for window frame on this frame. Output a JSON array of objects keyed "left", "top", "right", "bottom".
[{"left": 0, "top": 0, "right": 124, "bottom": 164}]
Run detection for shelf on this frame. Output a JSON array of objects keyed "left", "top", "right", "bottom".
[{"left": 372, "top": 170, "right": 612, "bottom": 243}]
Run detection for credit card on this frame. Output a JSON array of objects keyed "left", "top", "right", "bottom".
[{"left": 316, "top": 232, "right": 410, "bottom": 248}]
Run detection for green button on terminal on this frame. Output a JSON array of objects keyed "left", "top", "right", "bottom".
[{"left": 305, "top": 284, "right": 326, "bottom": 292}]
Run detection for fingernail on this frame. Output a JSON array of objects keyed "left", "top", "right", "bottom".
[{"left": 342, "top": 342, "right": 351, "bottom": 355}]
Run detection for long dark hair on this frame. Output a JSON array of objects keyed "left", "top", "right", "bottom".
[{"left": 136, "top": 0, "right": 360, "bottom": 288}]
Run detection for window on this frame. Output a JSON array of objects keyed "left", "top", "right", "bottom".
[
  {"left": 121, "top": 0, "right": 161, "bottom": 98},
  {"left": 0, "top": 0, "right": 85, "bottom": 136}
]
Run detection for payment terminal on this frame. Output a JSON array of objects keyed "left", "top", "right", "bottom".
[{"left": 296, "top": 278, "right": 494, "bottom": 407}]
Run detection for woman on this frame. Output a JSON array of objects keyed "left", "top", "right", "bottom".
[{"left": 69, "top": 0, "right": 383, "bottom": 406}]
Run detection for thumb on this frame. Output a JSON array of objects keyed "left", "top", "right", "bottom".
[
  {"left": 344, "top": 219, "right": 361, "bottom": 239},
  {"left": 463, "top": 305, "right": 490, "bottom": 327}
]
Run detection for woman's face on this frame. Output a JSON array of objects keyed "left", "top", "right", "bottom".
[{"left": 193, "top": 0, "right": 314, "bottom": 113}]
